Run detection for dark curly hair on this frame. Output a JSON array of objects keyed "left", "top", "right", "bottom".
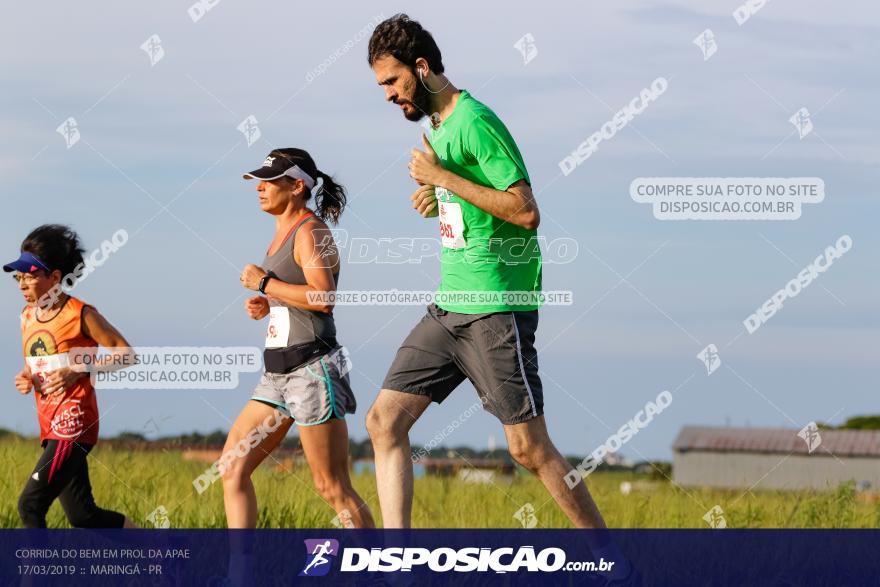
[
  {"left": 21, "top": 224, "right": 85, "bottom": 277},
  {"left": 368, "top": 13, "right": 444, "bottom": 74}
]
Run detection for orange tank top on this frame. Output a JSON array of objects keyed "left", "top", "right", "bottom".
[{"left": 21, "top": 296, "right": 100, "bottom": 445}]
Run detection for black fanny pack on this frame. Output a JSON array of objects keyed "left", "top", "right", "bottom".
[{"left": 263, "top": 339, "right": 336, "bottom": 374}]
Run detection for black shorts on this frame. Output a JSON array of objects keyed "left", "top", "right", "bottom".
[
  {"left": 18, "top": 439, "right": 125, "bottom": 529},
  {"left": 382, "top": 304, "right": 544, "bottom": 425}
]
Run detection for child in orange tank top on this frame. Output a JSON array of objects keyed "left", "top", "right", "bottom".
[{"left": 6, "top": 225, "right": 138, "bottom": 528}]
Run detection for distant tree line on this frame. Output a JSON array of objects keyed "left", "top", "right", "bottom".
[{"left": 817, "top": 416, "right": 880, "bottom": 430}]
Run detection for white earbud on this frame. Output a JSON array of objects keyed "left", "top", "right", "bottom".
[{"left": 418, "top": 67, "right": 450, "bottom": 94}]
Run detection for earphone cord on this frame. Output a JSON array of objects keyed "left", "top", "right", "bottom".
[{"left": 419, "top": 70, "right": 451, "bottom": 95}]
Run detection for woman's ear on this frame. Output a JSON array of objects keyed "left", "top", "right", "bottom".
[{"left": 283, "top": 177, "right": 298, "bottom": 196}]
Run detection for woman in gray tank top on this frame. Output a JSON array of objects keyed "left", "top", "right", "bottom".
[{"left": 220, "top": 148, "right": 375, "bottom": 534}]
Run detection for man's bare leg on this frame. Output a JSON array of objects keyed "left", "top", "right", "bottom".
[
  {"left": 504, "top": 415, "right": 606, "bottom": 528},
  {"left": 365, "top": 389, "right": 431, "bottom": 528}
]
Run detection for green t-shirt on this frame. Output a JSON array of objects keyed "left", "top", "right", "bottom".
[{"left": 429, "top": 90, "right": 543, "bottom": 314}]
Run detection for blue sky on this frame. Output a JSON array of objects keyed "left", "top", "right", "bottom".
[{"left": 1, "top": 1, "right": 877, "bottom": 461}]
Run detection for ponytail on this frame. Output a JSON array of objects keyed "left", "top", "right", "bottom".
[
  {"left": 313, "top": 170, "right": 347, "bottom": 225},
  {"left": 265, "top": 147, "right": 347, "bottom": 224}
]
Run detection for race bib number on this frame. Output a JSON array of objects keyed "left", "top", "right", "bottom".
[
  {"left": 26, "top": 353, "right": 70, "bottom": 392},
  {"left": 439, "top": 201, "right": 465, "bottom": 249},
  {"left": 265, "top": 306, "right": 290, "bottom": 348}
]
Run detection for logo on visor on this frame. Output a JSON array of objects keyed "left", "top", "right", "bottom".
[{"left": 262, "top": 156, "right": 276, "bottom": 167}]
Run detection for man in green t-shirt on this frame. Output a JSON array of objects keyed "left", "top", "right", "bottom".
[{"left": 365, "top": 14, "right": 609, "bottom": 536}]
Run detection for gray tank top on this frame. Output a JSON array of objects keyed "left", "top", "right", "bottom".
[{"left": 262, "top": 213, "right": 338, "bottom": 348}]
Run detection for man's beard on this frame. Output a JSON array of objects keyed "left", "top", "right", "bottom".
[{"left": 402, "top": 76, "right": 433, "bottom": 122}]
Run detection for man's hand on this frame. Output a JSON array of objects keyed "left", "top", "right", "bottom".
[
  {"left": 245, "top": 296, "right": 270, "bottom": 320},
  {"left": 410, "top": 185, "right": 439, "bottom": 218},
  {"left": 42, "top": 367, "right": 84, "bottom": 396},
  {"left": 409, "top": 134, "right": 446, "bottom": 186},
  {"left": 240, "top": 264, "right": 267, "bottom": 291},
  {"left": 14, "top": 368, "right": 32, "bottom": 395}
]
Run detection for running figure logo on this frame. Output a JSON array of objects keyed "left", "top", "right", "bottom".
[
  {"left": 789, "top": 107, "right": 813, "bottom": 139},
  {"left": 696, "top": 344, "right": 721, "bottom": 375},
  {"left": 703, "top": 505, "right": 727, "bottom": 529},
  {"left": 56, "top": 117, "right": 80, "bottom": 149},
  {"left": 798, "top": 422, "right": 822, "bottom": 453},
  {"left": 513, "top": 33, "right": 538, "bottom": 65},
  {"left": 513, "top": 503, "right": 538, "bottom": 528},
  {"left": 299, "top": 539, "right": 339, "bottom": 577},
  {"left": 692, "top": 29, "right": 717, "bottom": 61},
  {"left": 140, "top": 34, "right": 165, "bottom": 67},
  {"left": 237, "top": 115, "right": 262, "bottom": 147}
]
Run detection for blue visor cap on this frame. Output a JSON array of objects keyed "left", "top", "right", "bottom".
[{"left": 2, "top": 251, "right": 50, "bottom": 273}]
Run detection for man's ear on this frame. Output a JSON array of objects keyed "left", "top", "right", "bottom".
[
  {"left": 414, "top": 57, "right": 430, "bottom": 78},
  {"left": 49, "top": 269, "right": 63, "bottom": 285}
]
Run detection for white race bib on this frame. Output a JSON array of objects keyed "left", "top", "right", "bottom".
[
  {"left": 27, "top": 353, "right": 70, "bottom": 391},
  {"left": 265, "top": 306, "right": 290, "bottom": 348},
  {"left": 439, "top": 200, "right": 465, "bottom": 249}
]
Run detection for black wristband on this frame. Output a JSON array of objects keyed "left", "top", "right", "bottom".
[{"left": 258, "top": 271, "right": 276, "bottom": 294}]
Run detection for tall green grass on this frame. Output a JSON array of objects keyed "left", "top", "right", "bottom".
[{"left": 1, "top": 437, "right": 876, "bottom": 528}]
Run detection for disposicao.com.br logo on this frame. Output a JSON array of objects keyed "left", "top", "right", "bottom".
[
  {"left": 299, "top": 539, "right": 339, "bottom": 577},
  {"left": 299, "top": 540, "right": 614, "bottom": 575}
]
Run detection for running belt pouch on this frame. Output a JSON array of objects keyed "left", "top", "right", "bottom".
[{"left": 263, "top": 341, "right": 331, "bottom": 374}]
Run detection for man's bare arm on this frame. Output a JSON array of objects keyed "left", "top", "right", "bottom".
[{"left": 409, "top": 134, "right": 539, "bottom": 229}]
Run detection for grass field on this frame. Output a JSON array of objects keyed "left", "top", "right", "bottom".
[{"left": 1, "top": 437, "right": 877, "bottom": 529}]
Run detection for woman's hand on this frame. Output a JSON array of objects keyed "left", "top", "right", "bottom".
[
  {"left": 245, "top": 296, "right": 270, "bottom": 320},
  {"left": 14, "top": 367, "right": 32, "bottom": 395},
  {"left": 240, "top": 264, "right": 267, "bottom": 291}
]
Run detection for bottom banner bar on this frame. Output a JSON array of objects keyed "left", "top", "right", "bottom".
[{"left": 1, "top": 529, "right": 876, "bottom": 585}]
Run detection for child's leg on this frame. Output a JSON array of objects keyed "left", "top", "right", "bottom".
[
  {"left": 18, "top": 439, "right": 78, "bottom": 528},
  {"left": 57, "top": 443, "right": 126, "bottom": 528}
]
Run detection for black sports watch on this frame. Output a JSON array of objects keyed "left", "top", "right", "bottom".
[{"left": 258, "top": 271, "right": 276, "bottom": 294}]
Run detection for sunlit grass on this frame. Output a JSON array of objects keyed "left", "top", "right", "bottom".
[{"left": 1, "top": 437, "right": 876, "bottom": 528}]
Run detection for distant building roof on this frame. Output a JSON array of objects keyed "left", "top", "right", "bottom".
[
  {"left": 673, "top": 426, "right": 880, "bottom": 458},
  {"left": 419, "top": 458, "right": 514, "bottom": 470}
]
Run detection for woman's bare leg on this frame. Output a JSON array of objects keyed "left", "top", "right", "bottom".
[
  {"left": 299, "top": 418, "right": 375, "bottom": 528},
  {"left": 220, "top": 401, "right": 293, "bottom": 528}
]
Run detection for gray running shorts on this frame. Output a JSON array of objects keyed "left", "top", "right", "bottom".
[
  {"left": 252, "top": 346, "right": 356, "bottom": 426},
  {"left": 382, "top": 304, "right": 543, "bottom": 425}
]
